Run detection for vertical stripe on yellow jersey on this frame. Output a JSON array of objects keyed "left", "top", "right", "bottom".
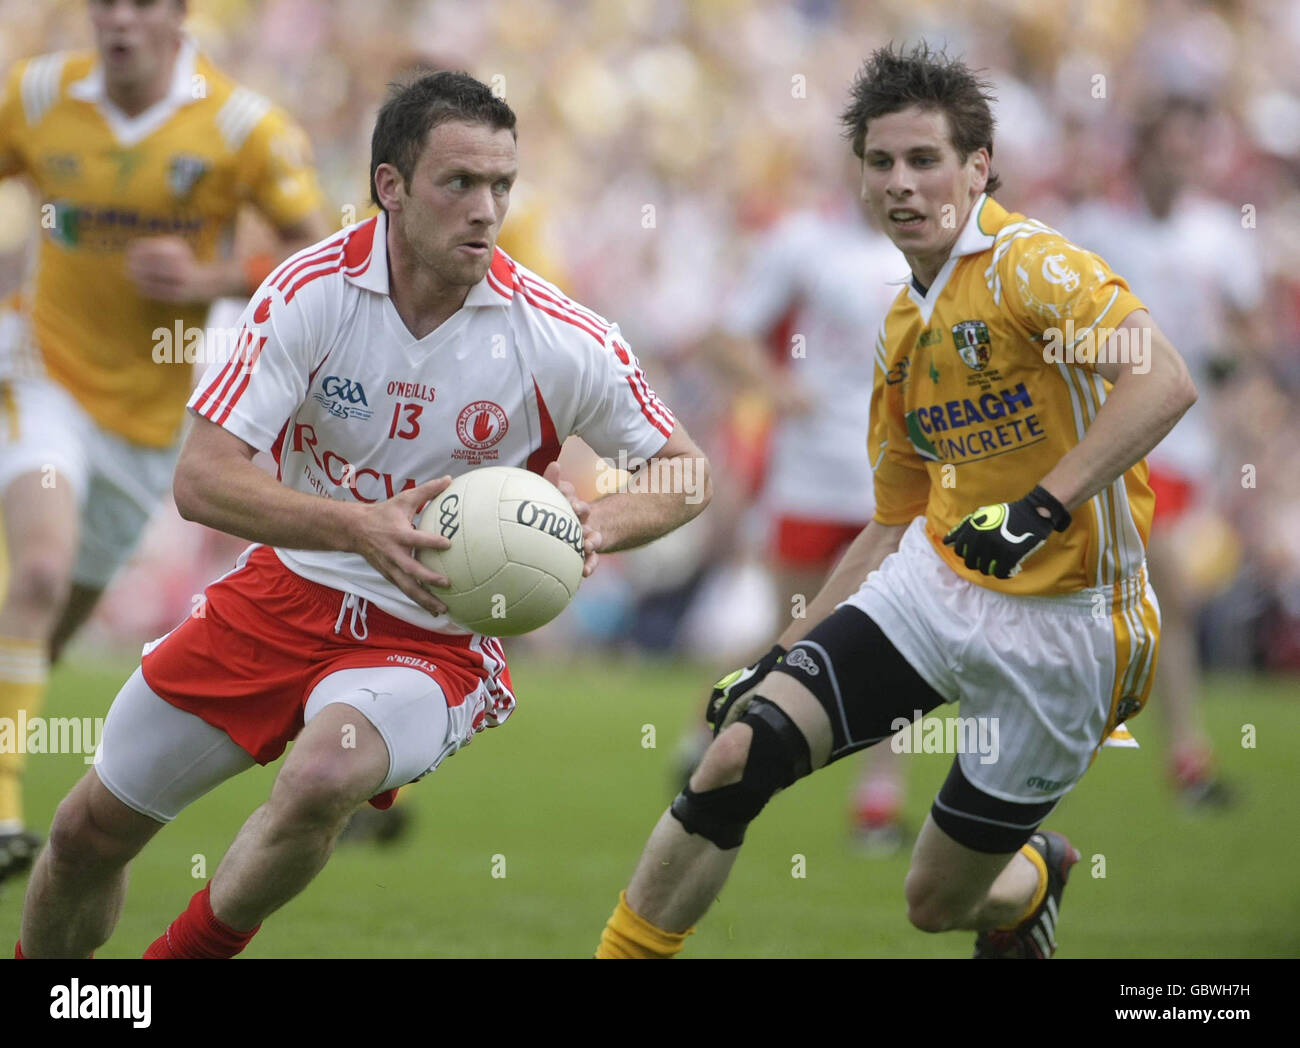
[
  {"left": 1074, "top": 368, "right": 1123, "bottom": 587},
  {"left": 1058, "top": 362, "right": 1119, "bottom": 586},
  {"left": 1051, "top": 361, "right": 1101, "bottom": 585}
]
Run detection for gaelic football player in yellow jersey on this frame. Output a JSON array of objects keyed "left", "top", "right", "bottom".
[
  {"left": 0, "top": 0, "right": 328, "bottom": 881},
  {"left": 597, "top": 43, "right": 1197, "bottom": 959}
]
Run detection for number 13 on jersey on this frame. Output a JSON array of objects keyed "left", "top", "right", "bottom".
[{"left": 388, "top": 402, "right": 422, "bottom": 440}]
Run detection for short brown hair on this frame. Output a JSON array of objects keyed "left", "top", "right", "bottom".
[
  {"left": 842, "top": 42, "right": 1001, "bottom": 195},
  {"left": 369, "top": 71, "right": 517, "bottom": 211}
]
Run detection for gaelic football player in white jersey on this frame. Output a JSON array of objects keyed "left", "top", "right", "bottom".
[
  {"left": 17, "top": 72, "right": 710, "bottom": 959},
  {"left": 1062, "top": 96, "right": 1264, "bottom": 807}
]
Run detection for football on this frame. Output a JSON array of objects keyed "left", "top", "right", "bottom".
[{"left": 415, "top": 466, "right": 585, "bottom": 635}]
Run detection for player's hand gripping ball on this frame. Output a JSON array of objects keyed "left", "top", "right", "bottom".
[
  {"left": 943, "top": 485, "right": 1072, "bottom": 579},
  {"left": 415, "top": 467, "right": 584, "bottom": 636},
  {"left": 706, "top": 644, "right": 787, "bottom": 736}
]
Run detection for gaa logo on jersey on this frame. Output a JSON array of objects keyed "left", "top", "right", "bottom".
[
  {"left": 167, "top": 154, "right": 210, "bottom": 200},
  {"left": 311, "top": 375, "right": 373, "bottom": 421},
  {"left": 952, "top": 320, "right": 992, "bottom": 371},
  {"left": 456, "top": 400, "right": 509, "bottom": 450}
]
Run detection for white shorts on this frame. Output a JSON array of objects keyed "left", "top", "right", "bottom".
[
  {"left": 95, "top": 663, "right": 472, "bottom": 822},
  {"left": 844, "top": 518, "right": 1161, "bottom": 803},
  {"left": 0, "top": 375, "right": 178, "bottom": 587}
]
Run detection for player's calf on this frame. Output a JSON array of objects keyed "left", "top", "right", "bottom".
[
  {"left": 20, "top": 770, "right": 162, "bottom": 957},
  {"left": 904, "top": 761, "right": 1064, "bottom": 938},
  {"left": 905, "top": 844, "right": 1033, "bottom": 934},
  {"left": 205, "top": 703, "right": 389, "bottom": 934}
]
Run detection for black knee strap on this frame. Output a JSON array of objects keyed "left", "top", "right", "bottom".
[{"left": 669, "top": 697, "right": 812, "bottom": 849}]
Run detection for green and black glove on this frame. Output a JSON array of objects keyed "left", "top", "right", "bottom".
[
  {"left": 943, "top": 486, "right": 1072, "bottom": 579},
  {"left": 705, "top": 644, "right": 786, "bottom": 736}
]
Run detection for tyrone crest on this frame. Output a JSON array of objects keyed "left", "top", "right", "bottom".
[{"left": 952, "top": 320, "right": 992, "bottom": 371}]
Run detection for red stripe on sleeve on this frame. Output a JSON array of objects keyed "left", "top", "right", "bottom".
[
  {"left": 625, "top": 376, "right": 673, "bottom": 439},
  {"left": 213, "top": 336, "right": 267, "bottom": 425},
  {"left": 197, "top": 327, "right": 255, "bottom": 419},
  {"left": 515, "top": 285, "right": 608, "bottom": 346}
]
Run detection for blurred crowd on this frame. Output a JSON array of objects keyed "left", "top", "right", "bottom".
[{"left": 3, "top": 0, "right": 1299, "bottom": 671}]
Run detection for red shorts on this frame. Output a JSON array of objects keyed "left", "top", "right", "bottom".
[
  {"left": 1147, "top": 466, "right": 1198, "bottom": 526},
  {"left": 773, "top": 516, "right": 866, "bottom": 570},
  {"left": 141, "top": 546, "right": 514, "bottom": 767}
]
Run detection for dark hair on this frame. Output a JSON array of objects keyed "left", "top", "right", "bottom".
[
  {"left": 842, "top": 42, "right": 1001, "bottom": 195},
  {"left": 369, "top": 71, "right": 517, "bottom": 210}
]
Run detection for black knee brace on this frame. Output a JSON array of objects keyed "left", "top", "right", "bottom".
[{"left": 669, "top": 697, "right": 812, "bottom": 849}]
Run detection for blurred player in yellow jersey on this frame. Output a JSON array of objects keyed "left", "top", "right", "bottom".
[
  {"left": 597, "top": 43, "right": 1197, "bottom": 959},
  {"left": 0, "top": 0, "right": 328, "bottom": 881}
]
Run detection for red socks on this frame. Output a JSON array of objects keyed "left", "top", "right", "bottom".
[
  {"left": 15, "top": 940, "right": 92, "bottom": 958},
  {"left": 143, "top": 883, "right": 261, "bottom": 959}
]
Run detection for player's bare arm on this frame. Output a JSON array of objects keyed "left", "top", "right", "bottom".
[
  {"left": 126, "top": 212, "right": 331, "bottom": 303},
  {"left": 173, "top": 415, "right": 455, "bottom": 616},
  {"left": 580, "top": 422, "right": 712, "bottom": 555},
  {"left": 1036, "top": 310, "right": 1197, "bottom": 511}
]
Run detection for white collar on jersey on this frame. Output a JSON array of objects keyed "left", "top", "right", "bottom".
[
  {"left": 347, "top": 210, "right": 515, "bottom": 308},
  {"left": 67, "top": 33, "right": 202, "bottom": 147},
  {"left": 885, "top": 192, "right": 997, "bottom": 288},
  {"left": 948, "top": 193, "right": 996, "bottom": 258},
  {"left": 901, "top": 193, "right": 998, "bottom": 321}
]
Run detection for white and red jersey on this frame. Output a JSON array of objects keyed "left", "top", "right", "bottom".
[
  {"left": 189, "top": 211, "right": 676, "bottom": 634},
  {"left": 722, "top": 207, "right": 906, "bottom": 523}
]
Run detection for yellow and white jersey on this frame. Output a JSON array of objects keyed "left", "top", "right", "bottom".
[
  {"left": 0, "top": 38, "right": 324, "bottom": 447},
  {"left": 870, "top": 194, "right": 1154, "bottom": 598}
]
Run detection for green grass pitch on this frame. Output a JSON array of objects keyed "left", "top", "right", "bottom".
[{"left": 3, "top": 653, "right": 1297, "bottom": 957}]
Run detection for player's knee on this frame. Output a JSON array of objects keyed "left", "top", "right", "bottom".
[
  {"left": 689, "top": 725, "right": 751, "bottom": 793},
  {"left": 670, "top": 698, "right": 811, "bottom": 850},
  {"left": 4, "top": 546, "right": 74, "bottom": 620},
  {"left": 44, "top": 794, "right": 129, "bottom": 876},
  {"left": 903, "top": 872, "right": 964, "bottom": 933},
  {"left": 271, "top": 757, "right": 377, "bottom": 830}
]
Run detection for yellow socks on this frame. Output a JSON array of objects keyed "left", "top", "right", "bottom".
[
  {"left": 997, "top": 839, "right": 1048, "bottom": 930},
  {"left": 0, "top": 636, "right": 48, "bottom": 831},
  {"left": 595, "top": 892, "right": 693, "bottom": 959}
]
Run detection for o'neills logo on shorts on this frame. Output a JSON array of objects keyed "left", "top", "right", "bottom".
[
  {"left": 516, "top": 500, "right": 583, "bottom": 556},
  {"left": 387, "top": 654, "right": 437, "bottom": 673}
]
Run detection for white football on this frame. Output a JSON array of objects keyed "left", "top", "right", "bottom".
[{"left": 415, "top": 466, "right": 584, "bottom": 636}]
